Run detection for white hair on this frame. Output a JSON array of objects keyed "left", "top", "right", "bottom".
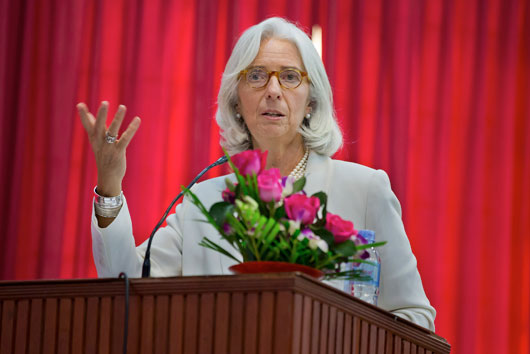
[{"left": 216, "top": 17, "right": 343, "bottom": 156}]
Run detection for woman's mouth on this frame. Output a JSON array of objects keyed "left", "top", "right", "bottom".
[{"left": 261, "top": 111, "right": 285, "bottom": 120}]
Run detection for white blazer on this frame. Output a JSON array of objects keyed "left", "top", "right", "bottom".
[{"left": 91, "top": 151, "right": 436, "bottom": 330}]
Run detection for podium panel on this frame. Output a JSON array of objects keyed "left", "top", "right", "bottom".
[{"left": 0, "top": 273, "right": 450, "bottom": 353}]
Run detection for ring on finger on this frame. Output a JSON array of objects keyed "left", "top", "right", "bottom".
[{"left": 105, "top": 131, "right": 117, "bottom": 144}]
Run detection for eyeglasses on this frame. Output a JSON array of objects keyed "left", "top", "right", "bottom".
[{"left": 239, "top": 67, "right": 309, "bottom": 89}]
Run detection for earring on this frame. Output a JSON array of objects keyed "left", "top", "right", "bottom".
[
  {"left": 305, "top": 113, "right": 311, "bottom": 119},
  {"left": 236, "top": 113, "right": 242, "bottom": 119}
]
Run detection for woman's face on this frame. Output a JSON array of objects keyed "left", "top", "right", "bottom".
[{"left": 237, "top": 38, "right": 311, "bottom": 148}]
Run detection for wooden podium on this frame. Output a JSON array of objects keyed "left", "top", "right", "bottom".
[{"left": 0, "top": 273, "right": 450, "bottom": 353}]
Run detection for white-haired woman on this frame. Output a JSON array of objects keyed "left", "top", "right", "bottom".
[{"left": 78, "top": 17, "right": 436, "bottom": 330}]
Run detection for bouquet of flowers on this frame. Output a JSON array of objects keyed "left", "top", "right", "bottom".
[{"left": 184, "top": 149, "right": 385, "bottom": 280}]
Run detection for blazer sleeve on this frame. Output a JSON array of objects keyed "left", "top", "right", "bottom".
[
  {"left": 91, "top": 196, "right": 184, "bottom": 278},
  {"left": 365, "top": 170, "right": 436, "bottom": 331}
]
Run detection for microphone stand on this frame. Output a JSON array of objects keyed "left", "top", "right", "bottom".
[{"left": 141, "top": 155, "right": 228, "bottom": 278}]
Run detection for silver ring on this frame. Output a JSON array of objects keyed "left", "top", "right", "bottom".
[{"left": 105, "top": 131, "right": 117, "bottom": 144}]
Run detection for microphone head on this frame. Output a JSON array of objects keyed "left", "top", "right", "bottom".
[{"left": 214, "top": 155, "right": 228, "bottom": 166}]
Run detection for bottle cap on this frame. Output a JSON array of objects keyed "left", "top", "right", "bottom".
[{"left": 358, "top": 229, "right": 375, "bottom": 244}]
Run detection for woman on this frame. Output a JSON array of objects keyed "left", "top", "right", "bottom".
[{"left": 78, "top": 17, "right": 436, "bottom": 330}]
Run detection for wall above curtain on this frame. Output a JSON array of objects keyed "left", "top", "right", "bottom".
[{"left": 1, "top": 0, "right": 528, "bottom": 353}]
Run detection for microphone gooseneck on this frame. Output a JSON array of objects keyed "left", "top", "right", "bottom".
[{"left": 141, "top": 155, "right": 228, "bottom": 278}]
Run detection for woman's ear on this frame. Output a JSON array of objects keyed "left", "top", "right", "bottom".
[
  {"left": 235, "top": 104, "right": 242, "bottom": 119},
  {"left": 303, "top": 101, "right": 314, "bottom": 127},
  {"left": 305, "top": 100, "right": 315, "bottom": 116}
]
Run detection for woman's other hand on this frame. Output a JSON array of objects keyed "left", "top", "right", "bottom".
[{"left": 77, "top": 101, "right": 141, "bottom": 197}]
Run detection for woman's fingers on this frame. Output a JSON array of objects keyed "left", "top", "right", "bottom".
[
  {"left": 77, "top": 103, "right": 96, "bottom": 133},
  {"left": 117, "top": 116, "right": 141, "bottom": 150},
  {"left": 107, "top": 105, "right": 127, "bottom": 137},
  {"left": 77, "top": 101, "right": 140, "bottom": 150},
  {"left": 94, "top": 101, "right": 109, "bottom": 137}
]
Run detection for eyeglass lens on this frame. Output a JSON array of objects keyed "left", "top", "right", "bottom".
[{"left": 246, "top": 68, "right": 302, "bottom": 88}]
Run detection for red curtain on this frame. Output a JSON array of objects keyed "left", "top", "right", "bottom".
[{"left": 1, "top": 0, "right": 529, "bottom": 353}]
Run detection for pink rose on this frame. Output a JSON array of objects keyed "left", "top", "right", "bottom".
[
  {"left": 257, "top": 168, "right": 283, "bottom": 202},
  {"left": 231, "top": 150, "right": 268, "bottom": 176},
  {"left": 325, "top": 213, "right": 358, "bottom": 244},
  {"left": 284, "top": 194, "right": 320, "bottom": 225}
]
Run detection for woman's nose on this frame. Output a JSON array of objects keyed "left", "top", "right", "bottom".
[{"left": 265, "top": 74, "right": 282, "bottom": 100}]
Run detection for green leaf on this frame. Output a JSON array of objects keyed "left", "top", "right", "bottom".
[
  {"left": 225, "top": 214, "right": 247, "bottom": 235},
  {"left": 223, "top": 148, "right": 238, "bottom": 174},
  {"left": 235, "top": 172, "right": 249, "bottom": 195},
  {"left": 242, "top": 247, "right": 257, "bottom": 261},
  {"left": 313, "top": 218, "right": 326, "bottom": 228},
  {"left": 246, "top": 173, "right": 259, "bottom": 201},
  {"left": 325, "top": 268, "right": 372, "bottom": 281},
  {"left": 199, "top": 237, "right": 241, "bottom": 263},
  {"left": 355, "top": 241, "right": 387, "bottom": 250},
  {"left": 274, "top": 206, "right": 286, "bottom": 219},
  {"left": 234, "top": 183, "right": 242, "bottom": 197},
  {"left": 333, "top": 240, "right": 357, "bottom": 257},
  {"left": 225, "top": 178, "right": 236, "bottom": 192},
  {"left": 312, "top": 227, "right": 334, "bottom": 246},
  {"left": 351, "top": 259, "right": 377, "bottom": 266},
  {"left": 311, "top": 191, "right": 328, "bottom": 227},
  {"left": 259, "top": 222, "right": 281, "bottom": 258},
  {"left": 292, "top": 176, "right": 306, "bottom": 193},
  {"left": 298, "top": 237, "right": 310, "bottom": 247},
  {"left": 182, "top": 187, "right": 223, "bottom": 234},
  {"left": 311, "top": 191, "right": 327, "bottom": 208},
  {"left": 260, "top": 218, "right": 276, "bottom": 240},
  {"left": 209, "top": 202, "right": 234, "bottom": 226},
  {"left": 253, "top": 216, "right": 267, "bottom": 240},
  {"left": 291, "top": 228, "right": 301, "bottom": 238}
]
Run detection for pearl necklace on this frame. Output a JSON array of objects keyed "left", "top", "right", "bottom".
[{"left": 288, "top": 149, "right": 309, "bottom": 180}]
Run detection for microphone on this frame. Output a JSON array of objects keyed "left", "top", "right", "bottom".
[{"left": 141, "top": 155, "right": 229, "bottom": 278}]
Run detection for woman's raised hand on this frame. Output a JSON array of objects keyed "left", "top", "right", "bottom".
[{"left": 77, "top": 101, "right": 141, "bottom": 197}]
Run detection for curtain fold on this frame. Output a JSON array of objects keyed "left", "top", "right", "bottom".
[{"left": 1, "top": 0, "right": 528, "bottom": 353}]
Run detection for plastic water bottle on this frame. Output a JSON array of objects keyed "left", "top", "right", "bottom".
[{"left": 344, "top": 230, "right": 381, "bottom": 305}]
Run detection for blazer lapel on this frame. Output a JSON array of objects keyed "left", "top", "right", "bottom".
[{"left": 304, "top": 151, "right": 332, "bottom": 196}]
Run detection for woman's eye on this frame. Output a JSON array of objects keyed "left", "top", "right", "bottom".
[
  {"left": 248, "top": 70, "right": 265, "bottom": 81},
  {"left": 282, "top": 71, "right": 300, "bottom": 82}
]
